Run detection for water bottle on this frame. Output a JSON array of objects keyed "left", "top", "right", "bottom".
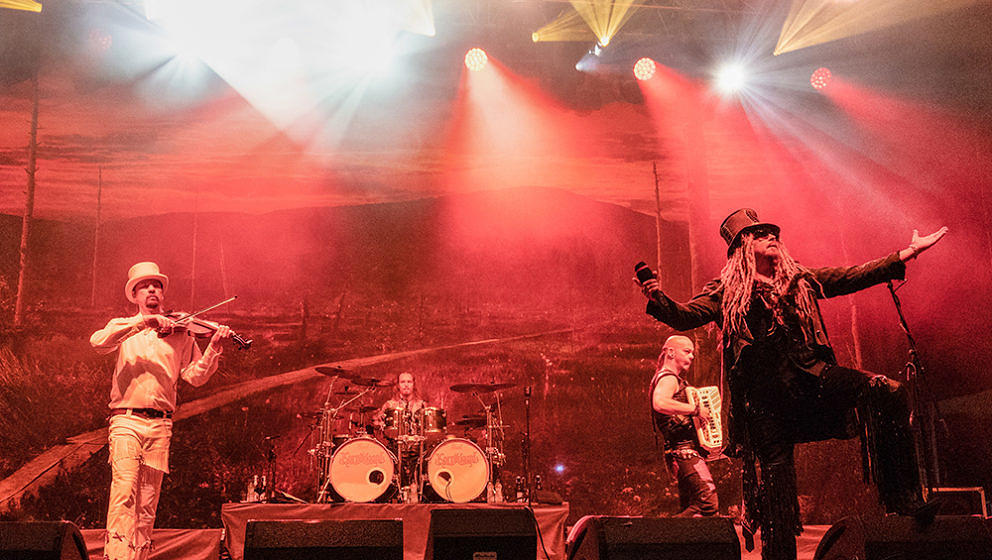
[
  {"left": 246, "top": 475, "right": 258, "bottom": 502},
  {"left": 494, "top": 480, "right": 504, "bottom": 503}
]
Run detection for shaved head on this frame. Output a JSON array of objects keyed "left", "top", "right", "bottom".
[{"left": 662, "top": 335, "right": 694, "bottom": 353}]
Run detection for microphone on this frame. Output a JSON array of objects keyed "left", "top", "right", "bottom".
[
  {"left": 438, "top": 471, "right": 452, "bottom": 483},
  {"left": 634, "top": 261, "right": 655, "bottom": 285},
  {"left": 635, "top": 261, "right": 663, "bottom": 303}
]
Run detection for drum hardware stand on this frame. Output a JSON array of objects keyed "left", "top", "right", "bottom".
[
  {"left": 473, "top": 393, "right": 507, "bottom": 502},
  {"left": 314, "top": 380, "right": 377, "bottom": 503},
  {"left": 888, "top": 280, "right": 945, "bottom": 493}
]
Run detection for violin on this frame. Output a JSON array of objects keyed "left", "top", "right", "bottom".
[{"left": 157, "top": 311, "right": 253, "bottom": 350}]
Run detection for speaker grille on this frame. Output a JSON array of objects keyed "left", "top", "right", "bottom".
[{"left": 244, "top": 519, "right": 402, "bottom": 560}]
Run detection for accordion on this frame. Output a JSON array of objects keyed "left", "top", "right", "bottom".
[{"left": 685, "top": 385, "right": 723, "bottom": 458}]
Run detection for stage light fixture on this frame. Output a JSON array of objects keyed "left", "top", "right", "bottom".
[
  {"left": 532, "top": 32, "right": 540, "bottom": 42},
  {"left": 715, "top": 62, "right": 747, "bottom": 95},
  {"left": 633, "top": 57, "right": 656, "bottom": 81},
  {"left": 0, "top": 0, "right": 42, "bottom": 12},
  {"left": 464, "top": 47, "right": 488, "bottom": 72},
  {"left": 810, "top": 67, "right": 832, "bottom": 90}
]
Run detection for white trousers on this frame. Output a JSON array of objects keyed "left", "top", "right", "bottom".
[{"left": 105, "top": 414, "right": 171, "bottom": 560}]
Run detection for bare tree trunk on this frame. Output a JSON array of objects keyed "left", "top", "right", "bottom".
[
  {"left": 90, "top": 166, "right": 102, "bottom": 308},
  {"left": 333, "top": 291, "right": 347, "bottom": 335},
  {"left": 190, "top": 190, "right": 199, "bottom": 307},
  {"left": 14, "top": 73, "right": 40, "bottom": 326},
  {"left": 219, "top": 240, "right": 230, "bottom": 298},
  {"left": 653, "top": 161, "right": 663, "bottom": 270},
  {"left": 300, "top": 298, "right": 309, "bottom": 343}
]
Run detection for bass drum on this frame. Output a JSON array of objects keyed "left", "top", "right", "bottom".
[
  {"left": 328, "top": 436, "right": 396, "bottom": 502},
  {"left": 426, "top": 438, "right": 489, "bottom": 503}
]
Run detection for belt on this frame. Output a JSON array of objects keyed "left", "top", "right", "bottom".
[{"left": 110, "top": 408, "right": 173, "bottom": 419}]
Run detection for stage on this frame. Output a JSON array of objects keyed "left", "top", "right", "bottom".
[{"left": 74, "top": 503, "right": 834, "bottom": 560}]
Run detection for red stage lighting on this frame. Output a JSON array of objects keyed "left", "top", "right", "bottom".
[
  {"left": 633, "top": 57, "right": 656, "bottom": 81},
  {"left": 464, "top": 48, "right": 488, "bottom": 72},
  {"left": 810, "top": 67, "right": 832, "bottom": 90}
]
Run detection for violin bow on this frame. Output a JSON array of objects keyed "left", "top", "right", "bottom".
[{"left": 173, "top": 295, "right": 238, "bottom": 322}]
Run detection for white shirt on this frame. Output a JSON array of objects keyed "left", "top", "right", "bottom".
[{"left": 90, "top": 314, "right": 222, "bottom": 411}]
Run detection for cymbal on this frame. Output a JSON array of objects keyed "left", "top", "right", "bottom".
[
  {"left": 334, "top": 389, "right": 360, "bottom": 395},
  {"left": 454, "top": 416, "right": 486, "bottom": 428},
  {"left": 357, "top": 405, "right": 378, "bottom": 413},
  {"left": 348, "top": 376, "right": 383, "bottom": 386},
  {"left": 449, "top": 382, "right": 517, "bottom": 394},
  {"left": 314, "top": 365, "right": 351, "bottom": 377}
]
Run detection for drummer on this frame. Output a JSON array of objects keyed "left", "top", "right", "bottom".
[
  {"left": 374, "top": 371, "right": 426, "bottom": 430},
  {"left": 374, "top": 371, "right": 429, "bottom": 501}
]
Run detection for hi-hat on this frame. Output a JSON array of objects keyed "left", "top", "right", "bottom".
[
  {"left": 348, "top": 376, "right": 395, "bottom": 387},
  {"left": 449, "top": 382, "right": 517, "bottom": 393}
]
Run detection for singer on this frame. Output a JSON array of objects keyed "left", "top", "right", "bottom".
[{"left": 635, "top": 209, "right": 946, "bottom": 560}]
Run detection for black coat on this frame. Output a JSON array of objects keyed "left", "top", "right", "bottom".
[{"left": 644, "top": 252, "right": 906, "bottom": 451}]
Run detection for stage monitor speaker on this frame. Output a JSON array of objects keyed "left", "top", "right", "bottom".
[
  {"left": 244, "top": 519, "right": 403, "bottom": 560},
  {"left": 566, "top": 516, "right": 740, "bottom": 560},
  {"left": 812, "top": 515, "right": 992, "bottom": 560},
  {"left": 0, "top": 521, "right": 87, "bottom": 560},
  {"left": 425, "top": 507, "right": 537, "bottom": 560}
]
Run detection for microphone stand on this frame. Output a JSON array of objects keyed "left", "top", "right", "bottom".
[
  {"left": 887, "top": 281, "right": 943, "bottom": 492},
  {"left": 523, "top": 386, "right": 532, "bottom": 507}
]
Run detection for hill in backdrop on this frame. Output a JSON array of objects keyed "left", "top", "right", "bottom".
[{"left": 0, "top": 187, "right": 691, "bottom": 318}]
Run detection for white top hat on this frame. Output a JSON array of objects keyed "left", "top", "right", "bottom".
[{"left": 125, "top": 262, "right": 169, "bottom": 303}]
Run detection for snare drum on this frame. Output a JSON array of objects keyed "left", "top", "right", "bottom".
[
  {"left": 426, "top": 437, "right": 489, "bottom": 503},
  {"left": 419, "top": 407, "right": 447, "bottom": 441},
  {"left": 327, "top": 436, "right": 396, "bottom": 502}
]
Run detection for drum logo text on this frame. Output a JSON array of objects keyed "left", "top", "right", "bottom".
[
  {"left": 340, "top": 452, "right": 383, "bottom": 466},
  {"left": 435, "top": 452, "right": 481, "bottom": 467}
]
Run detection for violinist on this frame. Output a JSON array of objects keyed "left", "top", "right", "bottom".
[{"left": 90, "top": 262, "right": 231, "bottom": 560}]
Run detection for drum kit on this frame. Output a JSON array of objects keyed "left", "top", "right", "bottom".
[{"left": 308, "top": 366, "right": 516, "bottom": 504}]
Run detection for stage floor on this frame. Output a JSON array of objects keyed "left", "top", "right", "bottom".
[{"left": 78, "top": 505, "right": 832, "bottom": 560}]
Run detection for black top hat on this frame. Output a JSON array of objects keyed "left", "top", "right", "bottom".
[{"left": 720, "top": 208, "right": 780, "bottom": 256}]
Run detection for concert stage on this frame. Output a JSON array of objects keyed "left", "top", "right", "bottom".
[{"left": 73, "top": 509, "right": 836, "bottom": 560}]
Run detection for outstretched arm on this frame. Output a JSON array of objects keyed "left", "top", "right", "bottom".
[
  {"left": 636, "top": 273, "right": 722, "bottom": 331},
  {"left": 898, "top": 227, "right": 948, "bottom": 262}
]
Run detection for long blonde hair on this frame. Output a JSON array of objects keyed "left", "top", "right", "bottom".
[{"left": 718, "top": 233, "right": 822, "bottom": 341}]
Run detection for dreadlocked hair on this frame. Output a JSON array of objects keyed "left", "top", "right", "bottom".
[{"left": 718, "top": 233, "right": 823, "bottom": 341}]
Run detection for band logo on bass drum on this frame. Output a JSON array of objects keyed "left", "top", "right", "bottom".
[
  {"left": 339, "top": 452, "right": 386, "bottom": 467},
  {"left": 432, "top": 452, "right": 482, "bottom": 467}
]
